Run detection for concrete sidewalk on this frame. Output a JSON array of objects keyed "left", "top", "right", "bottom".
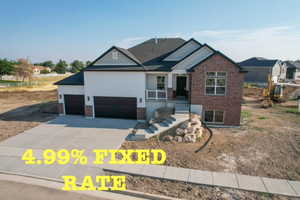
[{"left": 103, "top": 164, "right": 300, "bottom": 198}]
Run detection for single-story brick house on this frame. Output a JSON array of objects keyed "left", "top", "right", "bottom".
[{"left": 55, "top": 38, "right": 245, "bottom": 126}]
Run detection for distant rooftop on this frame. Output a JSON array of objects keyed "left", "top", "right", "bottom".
[{"left": 239, "top": 57, "right": 278, "bottom": 67}]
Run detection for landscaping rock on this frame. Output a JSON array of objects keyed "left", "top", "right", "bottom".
[
  {"left": 180, "top": 121, "right": 191, "bottom": 129},
  {"left": 174, "top": 136, "right": 183, "bottom": 142},
  {"left": 162, "top": 135, "right": 173, "bottom": 142},
  {"left": 195, "top": 128, "right": 203, "bottom": 138},
  {"left": 184, "top": 134, "right": 196, "bottom": 143},
  {"left": 186, "top": 126, "right": 196, "bottom": 134},
  {"left": 176, "top": 128, "right": 185, "bottom": 136}
]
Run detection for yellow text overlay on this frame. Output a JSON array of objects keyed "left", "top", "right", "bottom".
[
  {"left": 22, "top": 149, "right": 166, "bottom": 165},
  {"left": 62, "top": 176, "right": 126, "bottom": 191}
]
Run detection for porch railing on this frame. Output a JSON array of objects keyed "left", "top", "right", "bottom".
[{"left": 146, "top": 89, "right": 167, "bottom": 100}]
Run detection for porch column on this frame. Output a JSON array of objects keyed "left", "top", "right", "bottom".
[{"left": 167, "top": 73, "right": 173, "bottom": 99}]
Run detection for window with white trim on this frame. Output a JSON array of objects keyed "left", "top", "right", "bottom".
[
  {"left": 204, "top": 110, "right": 224, "bottom": 123},
  {"left": 156, "top": 76, "right": 165, "bottom": 90},
  {"left": 205, "top": 72, "right": 226, "bottom": 95},
  {"left": 112, "top": 51, "right": 118, "bottom": 60}
]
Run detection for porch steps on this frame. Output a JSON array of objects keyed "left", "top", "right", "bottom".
[
  {"left": 175, "top": 103, "right": 189, "bottom": 114},
  {"left": 126, "top": 113, "right": 189, "bottom": 141}
]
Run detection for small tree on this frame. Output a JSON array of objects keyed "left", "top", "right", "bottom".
[
  {"left": 86, "top": 60, "right": 91, "bottom": 66},
  {"left": 0, "top": 59, "right": 15, "bottom": 80},
  {"left": 41, "top": 60, "right": 55, "bottom": 69},
  {"left": 70, "top": 60, "right": 84, "bottom": 73},
  {"left": 54, "top": 60, "right": 68, "bottom": 74},
  {"left": 15, "top": 58, "right": 33, "bottom": 81}
]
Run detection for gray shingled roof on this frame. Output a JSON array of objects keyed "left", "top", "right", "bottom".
[
  {"left": 239, "top": 57, "right": 278, "bottom": 67},
  {"left": 128, "top": 38, "right": 186, "bottom": 63},
  {"left": 54, "top": 71, "right": 84, "bottom": 85}
]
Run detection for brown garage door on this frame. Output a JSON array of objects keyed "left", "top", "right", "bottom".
[
  {"left": 94, "top": 96, "right": 137, "bottom": 119},
  {"left": 64, "top": 95, "right": 85, "bottom": 115}
]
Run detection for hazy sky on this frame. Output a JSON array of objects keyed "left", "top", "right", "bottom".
[{"left": 1, "top": 0, "right": 300, "bottom": 63}]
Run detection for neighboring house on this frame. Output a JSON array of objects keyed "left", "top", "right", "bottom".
[
  {"left": 32, "top": 66, "right": 51, "bottom": 74},
  {"left": 55, "top": 38, "right": 245, "bottom": 126},
  {"left": 239, "top": 57, "right": 280, "bottom": 84},
  {"left": 273, "top": 61, "right": 300, "bottom": 83}
]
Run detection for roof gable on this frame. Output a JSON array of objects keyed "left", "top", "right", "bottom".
[
  {"left": 92, "top": 46, "right": 140, "bottom": 66},
  {"left": 163, "top": 39, "right": 202, "bottom": 61},
  {"left": 172, "top": 44, "right": 214, "bottom": 71},
  {"left": 188, "top": 51, "right": 244, "bottom": 72}
]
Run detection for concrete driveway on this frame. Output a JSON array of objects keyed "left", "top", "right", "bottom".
[{"left": 0, "top": 116, "right": 136, "bottom": 182}]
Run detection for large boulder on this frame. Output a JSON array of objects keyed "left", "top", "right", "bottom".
[
  {"left": 174, "top": 136, "right": 183, "bottom": 142},
  {"left": 180, "top": 121, "right": 191, "bottom": 129},
  {"left": 184, "top": 134, "right": 197, "bottom": 143},
  {"left": 162, "top": 135, "right": 173, "bottom": 142},
  {"left": 176, "top": 128, "right": 185, "bottom": 136},
  {"left": 195, "top": 128, "right": 204, "bottom": 138},
  {"left": 186, "top": 126, "right": 196, "bottom": 134}
]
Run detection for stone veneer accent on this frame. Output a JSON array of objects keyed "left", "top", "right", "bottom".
[
  {"left": 58, "top": 103, "right": 64, "bottom": 114},
  {"left": 137, "top": 107, "right": 146, "bottom": 120},
  {"left": 190, "top": 54, "right": 244, "bottom": 126},
  {"left": 85, "top": 105, "right": 93, "bottom": 117}
]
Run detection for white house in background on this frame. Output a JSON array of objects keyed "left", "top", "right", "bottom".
[
  {"left": 55, "top": 38, "right": 245, "bottom": 126},
  {"left": 272, "top": 61, "right": 300, "bottom": 83}
]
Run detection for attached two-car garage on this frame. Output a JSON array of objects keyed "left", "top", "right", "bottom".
[{"left": 63, "top": 94, "right": 137, "bottom": 119}]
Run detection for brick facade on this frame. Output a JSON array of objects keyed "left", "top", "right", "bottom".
[
  {"left": 85, "top": 105, "right": 93, "bottom": 117},
  {"left": 190, "top": 54, "right": 244, "bottom": 126},
  {"left": 137, "top": 107, "right": 146, "bottom": 120},
  {"left": 58, "top": 103, "right": 64, "bottom": 114}
]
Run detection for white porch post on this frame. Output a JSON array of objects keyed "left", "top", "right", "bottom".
[{"left": 167, "top": 72, "right": 173, "bottom": 99}]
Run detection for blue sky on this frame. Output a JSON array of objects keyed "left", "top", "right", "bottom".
[{"left": 1, "top": 0, "right": 300, "bottom": 63}]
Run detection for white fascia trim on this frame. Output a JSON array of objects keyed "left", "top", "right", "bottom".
[{"left": 172, "top": 69, "right": 187, "bottom": 74}]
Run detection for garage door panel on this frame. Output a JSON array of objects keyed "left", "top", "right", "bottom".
[
  {"left": 94, "top": 96, "right": 137, "bottom": 119},
  {"left": 64, "top": 95, "right": 85, "bottom": 115}
]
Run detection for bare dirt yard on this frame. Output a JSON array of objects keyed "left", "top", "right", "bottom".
[
  {"left": 121, "top": 88, "right": 300, "bottom": 199},
  {"left": 0, "top": 90, "right": 58, "bottom": 142}
]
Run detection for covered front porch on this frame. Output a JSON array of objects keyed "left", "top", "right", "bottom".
[{"left": 145, "top": 72, "right": 190, "bottom": 101}]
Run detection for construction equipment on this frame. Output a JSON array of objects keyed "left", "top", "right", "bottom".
[{"left": 261, "top": 75, "right": 283, "bottom": 108}]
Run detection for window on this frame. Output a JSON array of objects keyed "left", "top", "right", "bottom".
[
  {"left": 112, "top": 51, "right": 118, "bottom": 60},
  {"left": 204, "top": 110, "right": 224, "bottom": 123},
  {"left": 156, "top": 76, "right": 165, "bottom": 90},
  {"left": 205, "top": 72, "right": 226, "bottom": 95}
]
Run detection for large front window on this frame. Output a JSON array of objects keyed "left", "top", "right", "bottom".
[
  {"left": 205, "top": 72, "right": 226, "bottom": 95},
  {"left": 156, "top": 76, "right": 165, "bottom": 90}
]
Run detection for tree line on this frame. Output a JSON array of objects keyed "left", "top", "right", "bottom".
[{"left": 0, "top": 58, "right": 91, "bottom": 80}]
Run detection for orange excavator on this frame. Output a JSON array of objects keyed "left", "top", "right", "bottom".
[{"left": 261, "top": 75, "right": 283, "bottom": 108}]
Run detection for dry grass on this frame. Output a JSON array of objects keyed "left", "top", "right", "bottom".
[{"left": 0, "top": 75, "right": 69, "bottom": 92}]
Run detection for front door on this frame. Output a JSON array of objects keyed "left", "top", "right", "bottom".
[{"left": 176, "top": 76, "right": 187, "bottom": 96}]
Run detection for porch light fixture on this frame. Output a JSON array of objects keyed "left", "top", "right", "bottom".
[
  {"left": 139, "top": 98, "right": 142, "bottom": 103},
  {"left": 59, "top": 94, "right": 62, "bottom": 99},
  {"left": 87, "top": 96, "right": 90, "bottom": 101}
]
